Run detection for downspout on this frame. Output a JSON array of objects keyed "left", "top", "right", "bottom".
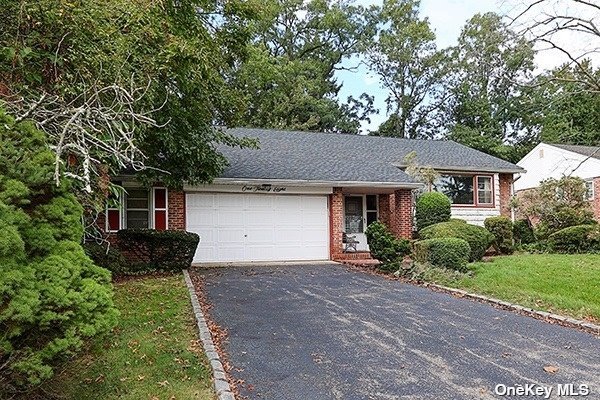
[{"left": 511, "top": 174, "right": 522, "bottom": 222}]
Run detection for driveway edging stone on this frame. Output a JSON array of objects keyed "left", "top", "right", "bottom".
[
  {"left": 183, "top": 269, "right": 236, "bottom": 400},
  {"left": 427, "top": 283, "right": 600, "bottom": 335}
]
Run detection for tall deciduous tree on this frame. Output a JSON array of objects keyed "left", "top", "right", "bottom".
[
  {"left": 444, "top": 12, "right": 536, "bottom": 162},
  {"left": 367, "top": 0, "right": 449, "bottom": 139},
  {"left": 231, "top": 0, "right": 377, "bottom": 133},
  {"left": 532, "top": 62, "right": 600, "bottom": 146},
  {"left": 0, "top": 0, "right": 261, "bottom": 189}
]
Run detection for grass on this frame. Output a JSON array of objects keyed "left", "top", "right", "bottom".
[
  {"left": 45, "top": 274, "right": 215, "bottom": 400},
  {"left": 437, "top": 253, "right": 600, "bottom": 322}
]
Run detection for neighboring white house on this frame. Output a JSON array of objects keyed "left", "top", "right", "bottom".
[{"left": 515, "top": 142, "right": 600, "bottom": 220}]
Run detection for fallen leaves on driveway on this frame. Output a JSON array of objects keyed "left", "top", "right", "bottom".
[{"left": 543, "top": 365, "right": 559, "bottom": 374}]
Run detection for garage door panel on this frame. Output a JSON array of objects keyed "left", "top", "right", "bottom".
[
  {"left": 245, "top": 210, "right": 275, "bottom": 225},
  {"left": 217, "top": 228, "right": 244, "bottom": 243},
  {"left": 246, "top": 227, "right": 275, "bottom": 243},
  {"left": 186, "top": 192, "right": 329, "bottom": 263},
  {"left": 218, "top": 210, "right": 245, "bottom": 225},
  {"left": 188, "top": 194, "right": 215, "bottom": 208},
  {"left": 219, "top": 194, "right": 245, "bottom": 208},
  {"left": 187, "top": 210, "right": 215, "bottom": 226}
]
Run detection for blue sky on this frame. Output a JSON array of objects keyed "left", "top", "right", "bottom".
[{"left": 335, "top": 0, "right": 505, "bottom": 133}]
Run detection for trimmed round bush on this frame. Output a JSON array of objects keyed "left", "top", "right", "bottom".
[
  {"left": 484, "top": 216, "right": 514, "bottom": 254},
  {"left": 365, "top": 221, "right": 411, "bottom": 264},
  {"left": 419, "top": 221, "right": 494, "bottom": 261},
  {"left": 513, "top": 219, "right": 535, "bottom": 245},
  {"left": 117, "top": 229, "right": 200, "bottom": 274},
  {"left": 414, "top": 238, "right": 471, "bottom": 272},
  {"left": 548, "top": 224, "right": 600, "bottom": 253},
  {"left": 415, "top": 192, "right": 451, "bottom": 231}
]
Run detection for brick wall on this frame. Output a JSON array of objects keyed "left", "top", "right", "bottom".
[
  {"left": 592, "top": 177, "right": 600, "bottom": 222},
  {"left": 329, "top": 188, "right": 344, "bottom": 258},
  {"left": 378, "top": 194, "right": 391, "bottom": 227},
  {"left": 499, "top": 173, "right": 513, "bottom": 218},
  {"left": 168, "top": 190, "right": 186, "bottom": 230},
  {"left": 389, "top": 189, "right": 413, "bottom": 239}
]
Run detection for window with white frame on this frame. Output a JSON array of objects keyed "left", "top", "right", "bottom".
[
  {"left": 433, "top": 174, "right": 494, "bottom": 206},
  {"left": 585, "top": 180, "right": 594, "bottom": 201},
  {"left": 105, "top": 186, "right": 168, "bottom": 232}
]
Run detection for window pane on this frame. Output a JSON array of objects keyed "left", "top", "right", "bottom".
[
  {"left": 154, "top": 210, "right": 167, "bottom": 230},
  {"left": 366, "top": 195, "right": 377, "bottom": 211},
  {"left": 366, "top": 211, "right": 378, "bottom": 227},
  {"left": 586, "top": 181, "right": 594, "bottom": 200},
  {"left": 154, "top": 188, "right": 167, "bottom": 209},
  {"left": 127, "top": 210, "right": 149, "bottom": 229},
  {"left": 126, "top": 189, "right": 149, "bottom": 209},
  {"left": 107, "top": 209, "right": 120, "bottom": 231},
  {"left": 478, "top": 190, "right": 492, "bottom": 204},
  {"left": 477, "top": 176, "right": 493, "bottom": 204},
  {"left": 434, "top": 175, "right": 474, "bottom": 204}
]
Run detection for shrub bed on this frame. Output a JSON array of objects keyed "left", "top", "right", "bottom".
[
  {"left": 484, "top": 216, "right": 514, "bottom": 254},
  {"left": 365, "top": 221, "right": 411, "bottom": 265},
  {"left": 419, "top": 221, "right": 494, "bottom": 261},
  {"left": 513, "top": 219, "right": 535, "bottom": 245},
  {"left": 83, "top": 242, "right": 127, "bottom": 275},
  {"left": 548, "top": 224, "right": 600, "bottom": 254},
  {"left": 414, "top": 238, "right": 471, "bottom": 272},
  {"left": 415, "top": 192, "right": 451, "bottom": 231},
  {"left": 117, "top": 229, "right": 200, "bottom": 274}
]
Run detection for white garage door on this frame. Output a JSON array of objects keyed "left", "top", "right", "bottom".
[{"left": 186, "top": 193, "right": 329, "bottom": 263}]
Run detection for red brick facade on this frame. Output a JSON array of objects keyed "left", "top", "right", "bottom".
[
  {"left": 591, "top": 177, "right": 600, "bottom": 221},
  {"left": 499, "top": 173, "right": 513, "bottom": 218},
  {"left": 168, "top": 190, "right": 186, "bottom": 230},
  {"left": 329, "top": 188, "right": 344, "bottom": 259},
  {"left": 389, "top": 189, "right": 413, "bottom": 239},
  {"left": 329, "top": 188, "right": 413, "bottom": 259}
]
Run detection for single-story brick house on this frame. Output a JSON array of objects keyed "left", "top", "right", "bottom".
[
  {"left": 100, "top": 128, "right": 524, "bottom": 264},
  {"left": 515, "top": 142, "right": 600, "bottom": 221}
]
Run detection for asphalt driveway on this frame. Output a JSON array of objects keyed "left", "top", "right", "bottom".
[{"left": 194, "top": 264, "right": 599, "bottom": 400}]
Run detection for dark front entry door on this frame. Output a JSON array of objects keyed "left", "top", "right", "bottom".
[{"left": 344, "top": 196, "right": 364, "bottom": 233}]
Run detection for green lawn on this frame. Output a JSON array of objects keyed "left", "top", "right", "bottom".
[
  {"left": 440, "top": 254, "right": 600, "bottom": 322},
  {"left": 46, "top": 275, "right": 215, "bottom": 400}
]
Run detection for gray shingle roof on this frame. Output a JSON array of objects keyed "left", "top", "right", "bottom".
[
  {"left": 217, "top": 128, "right": 523, "bottom": 184},
  {"left": 552, "top": 144, "right": 600, "bottom": 160}
]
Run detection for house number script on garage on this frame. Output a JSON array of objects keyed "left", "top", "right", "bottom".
[{"left": 242, "top": 184, "right": 287, "bottom": 193}]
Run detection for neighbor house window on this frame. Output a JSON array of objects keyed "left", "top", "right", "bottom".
[
  {"left": 105, "top": 186, "right": 168, "bottom": 232},
  {"left": 433, "top": 174, "right": 493, "bottom": 206},
  {"left": 586, "top": 180, "right": 594, "bottom": 201}
]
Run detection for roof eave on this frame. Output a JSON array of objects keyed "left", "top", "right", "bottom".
[
  {"left": 211, "top": 177, "right": 423, "bottom": 189},
  {"left": 392, "top": 163, "right": 526, "bottom": 174}
]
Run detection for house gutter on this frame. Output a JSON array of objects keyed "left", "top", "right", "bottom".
[
  {"left": 206, "top": 177, "right": 424, "bottom": 190},
  {"left": 391, "top": 163, "right": 526, "bottom": 174}
]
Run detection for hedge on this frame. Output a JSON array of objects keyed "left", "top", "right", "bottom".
[
  {"left": 83, "top": 242, "right": 127, "bottom": 275},
  {"left": 484, "top": 216, "right": 514, "bottom": 254},
  {"left": 414, "top": 238, "right": 471, "bottom": 272},
  {"left": 415, "top": 192, "right": 451, "bottom": 231},
  {"left": 419, "top": 221, "right": 494, "bottom": 261},
  {"left": 117, "top": 229, "right": 200, "bottom": 274},
  {"left": 513, "top": 219, "right": 535, "bottom": 245},
  {"left": 548, "top": 224, "right": 600, "bottom": 254},
  {"left": 365, "top": 221, "right": 411, "bottom": 265}
]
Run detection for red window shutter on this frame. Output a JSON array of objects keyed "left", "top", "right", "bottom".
[
  {"left": 154, "top": 188, "right": 166, "bottom": 209},
  {"left": 154, "top": 210, "right": 167, "bottom": 230},
  {"left": 107, "top": 209, "right": 120, "bottom": 231}
]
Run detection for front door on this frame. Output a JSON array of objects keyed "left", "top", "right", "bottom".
[{"left": 344, "top": 195, "right": 370, "bottom": 251}]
